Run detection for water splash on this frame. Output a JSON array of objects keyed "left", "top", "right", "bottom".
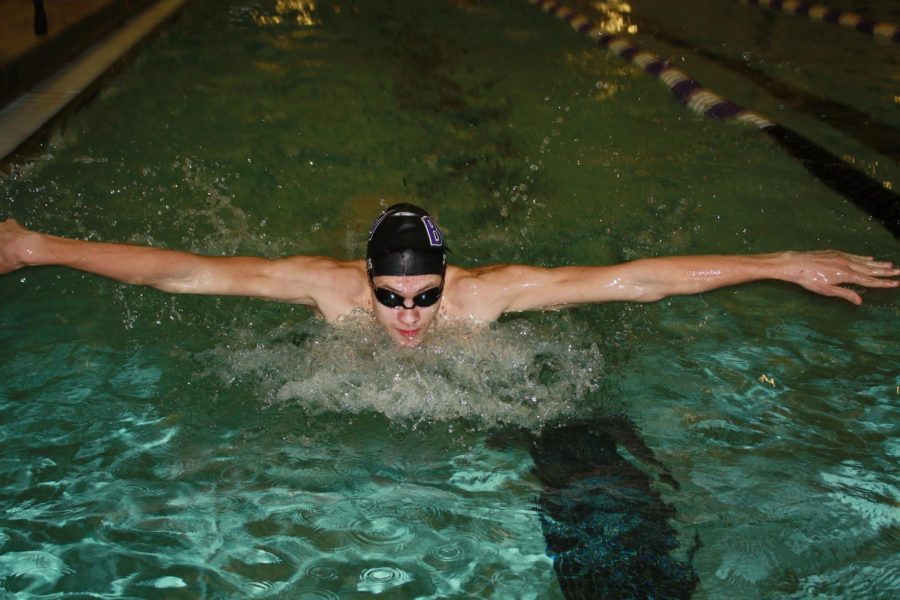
[{"left": 214, "top": 312, "right": 605, "bottom": 430}]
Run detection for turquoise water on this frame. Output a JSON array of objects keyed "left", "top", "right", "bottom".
[{"left": 1, "top": 0, "right": 898, "bottom": 597}]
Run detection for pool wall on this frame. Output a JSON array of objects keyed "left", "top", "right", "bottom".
[{"left": 0, "top": 0, "right": 188, "bottom": 165}]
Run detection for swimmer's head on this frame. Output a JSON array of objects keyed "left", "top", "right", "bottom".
[{"left": 366, "top": 203, "right": 446, "bottom": 278}]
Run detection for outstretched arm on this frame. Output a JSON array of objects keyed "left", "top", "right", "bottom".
[
  {"left": 0, "top": 218, "right": 354, "bottom": 306},
  {"left": 460, "top": 251, "right": 899, "bottom": 318},
  {"left": 590, "top": 251, "right": 899, "bottom": 305}
]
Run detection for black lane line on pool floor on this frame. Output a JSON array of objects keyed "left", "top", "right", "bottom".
[
  {"left": 739, "top": 0, "right": 900, "bottom": 44},
  {"left": 530, "top": 0, "right": 900, "bottom": 239},
  {"left": 632, "top": 14, "right": 900, "bottom": 163},
  {"left": 527, "top": 418, "right": 699, "bottom": 599}
]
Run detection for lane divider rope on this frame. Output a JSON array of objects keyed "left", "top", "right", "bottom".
[
  {"left": 529, "top": 0, "right": 900, "bottom": 238},
  {"left": 530, "top": 0, "right": 775, "bottom": 127},
  {"left": 739, "top": 0, "right": 900, "bottom": 44}
]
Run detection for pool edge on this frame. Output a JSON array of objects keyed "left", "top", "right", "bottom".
[{"left": 0, "top": 0, "right": 189, "bottom": 170}]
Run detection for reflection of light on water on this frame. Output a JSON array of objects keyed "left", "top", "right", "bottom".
[
  {"left": 350, "top": 516, "right": 415, "bottom": 547},
  {"left": 821, "top": 461, "right": 900, "bottom": 531},
  {"left": 357, "top": 566, "right": 413, "bottom": 594},
  {"left": 0, "top": 552, "right": 75, "bottom": 590},
  {"left": 216, "top": 313, "right": 606, "bottom": 429},
  {"left": 590, "top": 1, "right": 638, "bottom": 34},
  {"left": 254, "top": 1, "right": 320, "bottom": 26}
]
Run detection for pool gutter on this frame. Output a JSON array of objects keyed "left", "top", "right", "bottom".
[{"left": 0, "top": 0, "right": 188, "bottom": 167}]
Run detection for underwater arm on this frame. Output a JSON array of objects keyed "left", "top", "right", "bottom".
[
  {"left": 0, "top": 218, "right": 339, "bottom": 304},
  {"left": 479, "top": 251, "right": 898, "bottom": 314}
]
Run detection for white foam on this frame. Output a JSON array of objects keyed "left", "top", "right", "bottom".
[{"left": 216, "top": 314, "right": 605, "bottom": 430}]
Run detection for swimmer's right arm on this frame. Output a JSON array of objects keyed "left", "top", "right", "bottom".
[{"left": 0, "top": 219, "right": 341, "bottom": 304}]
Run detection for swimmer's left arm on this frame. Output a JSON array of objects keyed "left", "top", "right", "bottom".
[
  {"left": 474, "top": 251, "right": 899, "bottom": 315},
  {"left": 610, "top": 251, "right": 899, "bottom": 305}
]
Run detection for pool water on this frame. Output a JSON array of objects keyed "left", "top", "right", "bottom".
[{"left": 1, "top": 0, "right": 898, "bottom": 597}]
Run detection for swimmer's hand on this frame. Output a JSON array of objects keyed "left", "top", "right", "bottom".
[
  {"left": 0, "top": 218, "right": 35, "bottom": 275},
  {"left": 780, "top": 250, "right": 900, "bottom": 305}
]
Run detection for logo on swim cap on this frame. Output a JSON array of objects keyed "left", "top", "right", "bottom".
[{"left": 421, "top": 216, "right": 442, "bottom": 247}]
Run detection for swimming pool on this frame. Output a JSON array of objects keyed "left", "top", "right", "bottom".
[{"left": 1, "top": 0, "right": 898, "bottom": 597}]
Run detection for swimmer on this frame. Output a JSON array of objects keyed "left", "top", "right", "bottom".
[{"left": 1, "top": 204, "right": 897, "bottom": 347}]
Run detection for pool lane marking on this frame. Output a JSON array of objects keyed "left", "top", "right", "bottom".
[
  {"left": 739, "top": 0, "right": 900, "bottom": 44},
  {"left": 530, "top": 0, "right": 775, "bottom": 124},
  {"left": 0, "top": 0, "right": 189, "bottom": 164},
  {"left": 626, "top": 12, "right": 900, "bottom": 162},
  {"left": 529, "top": 0, "right": 900, "bottom": 238}
]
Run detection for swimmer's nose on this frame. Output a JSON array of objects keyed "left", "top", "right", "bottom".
[{"left": 398, "top": 307, "right": 419, "bottom": 326}]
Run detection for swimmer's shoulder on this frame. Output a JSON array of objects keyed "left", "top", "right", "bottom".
[
  {"left": 443, "top": 263, "right": 522, "bottom": 322},
  {"left": 277, "top": 256, "right": 370, "bottom": 321}
]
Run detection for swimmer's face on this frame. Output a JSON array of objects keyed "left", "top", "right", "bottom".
[{"left": 370, "top": 273, "right": 444, "bottom": 347}]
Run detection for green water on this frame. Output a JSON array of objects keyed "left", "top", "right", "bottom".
[{"left": 1, "top": 0, "right": 898, "bottom": 597}]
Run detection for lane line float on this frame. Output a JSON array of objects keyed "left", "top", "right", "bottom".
[
  {"left": 739, "top": 0, "right": 900, "bottom": 44},
  {"left": 625, "top": 12, "right": 900, "bottom": 162},
  {"left": 529, "top": 0, "right": 900, "bottom": 238}
]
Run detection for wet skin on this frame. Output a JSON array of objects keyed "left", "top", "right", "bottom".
[
  {"left": 369, "top": 273, "right": 444, "bottom": 347},
  {"left": 1, "top": 219, "right": 898, "bottom": 349}
]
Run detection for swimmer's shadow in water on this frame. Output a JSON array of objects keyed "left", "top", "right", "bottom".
[{"left": 520, "top": 416, "right": 700, "bottom": 599}]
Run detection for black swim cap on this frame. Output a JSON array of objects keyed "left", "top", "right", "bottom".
[{"left": 366, "top": 203, "right": 446, "bottom": 277}]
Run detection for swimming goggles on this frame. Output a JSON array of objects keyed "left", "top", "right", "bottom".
[{"left": 373, "top": 285, "right": 443, "bottom": 309}]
